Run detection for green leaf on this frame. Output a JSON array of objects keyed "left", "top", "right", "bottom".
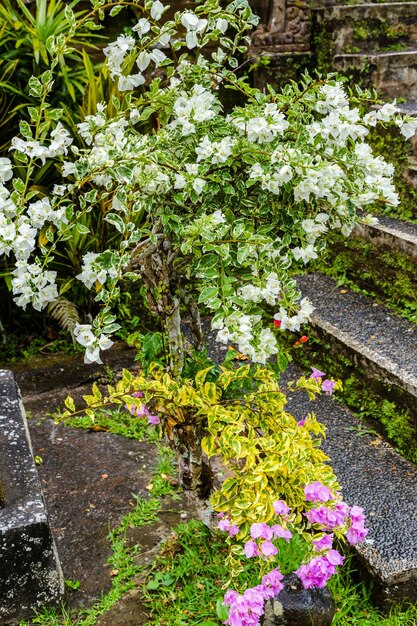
[
  {"left": 105, "top": 213, "right": 125, "bottom": 234},
  {"left": 198, "top": 287, "right": 218, "bottom": 303},
  {"left": 216, "top": 598, "right": 229, "bottom": 621},
  {"left": 277, "top": 351, "right": 289, "bottom": 372},
  {"left": 75, "top": 223, "right": 90, "bottom": 235}
]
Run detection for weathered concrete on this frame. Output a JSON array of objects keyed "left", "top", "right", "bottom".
[
  {"left": 353, "top": 215, "right": 417, "bottom": 260},
  {"left": 296, "top": 273, "right": 417, "bottom": 419},
  {"left": 332, "top": 50, "right": 417, "bottom": 99},
  {"left": 0, "top": 370, "right": 64, "bottom": 624},
  {"left": 317, "top": 3, "right": 417, "bottom": 54}
]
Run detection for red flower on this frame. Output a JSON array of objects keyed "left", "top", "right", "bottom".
[
  {"left": 300, "top": 335, "right": 309, "bottom": 343},
  {"left": 274, "top": 319, "right": 281, "bottom": 328}
]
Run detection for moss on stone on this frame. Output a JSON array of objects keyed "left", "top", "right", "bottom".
[
  {"left": 312, "top": 232, "right": 417, "bottom": 323},
  {"left": 288, "top": 334, "right": 417, "bottom": 464}
]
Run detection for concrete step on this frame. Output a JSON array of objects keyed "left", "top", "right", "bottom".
[
  {"left": 282, "top": 362, "right": 417, "bottom": 610},
  {"left": 332, "top": 49, "right": 417, "bottom": 99},
  {"left": 295, "top": 273, "right": 417, "bottom": 418},
  {"left": 353, "top": 215, "right": 417, "bottom": 260}
]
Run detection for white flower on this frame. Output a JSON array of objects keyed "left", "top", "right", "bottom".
[
  {"left": 396, "top": 117, "right": 417, "bottom": 139},
  {"left": 195, "top": 136, "right": 214, "bottom": 161},
  {"left": 74, "top": 324, "right": 96, "bottom": 347},
  {"left": 118, "top": 73, "right": 145, "bottom": 91},
  {"left": 216, "top": 328, "right": 231, "bottom": 344},
  {"left": 149, "top": 49, "right": 166, "bottom": 67},
  {"left": 192, "top": 178, "right": 206, "bottom": 194},
  {"left": 211, "top": 137, "right": 235, "bottom": 164},
  {"left": 181, "top": 12, "right": 200, "bottom": 31},
  {"left": 0, "top": 158, "right": 13, "bottom": 183},
  {"left": 186, "top": 31, "right": 198, "bottom": 49},
  {"left": 174, "top": 174, "right": 186, "bottom": 189},
  {"left": 150, "top": 0, "right": 164, "bottom": 20},
  {"left": 376, "top": 102, "right": 399, "bottom": 122},
  {"left": 133, "top": 18, "right": 151, "bottom": 36},
  {"left": 216, "top": 18, "right": 228, "bottom": 33},
  {"left": 136, "top": 51, "right": 151, "bottom": 72}
]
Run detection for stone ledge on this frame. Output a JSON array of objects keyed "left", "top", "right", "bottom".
[
  {"left": 0, "top": 370, "right": 64, "bottom": 625},
  {"left": 295, "top": 274, "right": 417, "bottom": 418},
  {"left": 353, "top": 216, "right": 417, "bottom": 260}
]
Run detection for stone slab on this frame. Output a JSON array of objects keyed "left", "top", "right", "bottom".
[
  {"left": 0, "top": 370, "right": 64, "bottom": 625},
  {"left": 296, "top": 273, "right": 417, "bottom": 416},
  {"left": 353, "top": 215, "right": 417, "bottom": 260},
  {"left": 332, "top": 50, "right": 417, "bottom": 99}
]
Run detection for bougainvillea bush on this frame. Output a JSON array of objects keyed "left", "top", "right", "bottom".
[
  {"left": 1, "top": 0, "right": 415, "bottom": 621},
  {"left": 1, "top": 0, "right": 416, "bottom": 373},
  {"left": 66, "top": 361, "right": 366, "bottom": 626}
]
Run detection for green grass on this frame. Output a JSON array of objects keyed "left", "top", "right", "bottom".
[{"left": 53, "top": 405, "right": 161, "bottom": 443}]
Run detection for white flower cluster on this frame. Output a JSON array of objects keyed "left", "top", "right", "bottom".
[
  {"left": 73, "top": 324, "right": 113, "bottom": 364},
  {"left": 232, "top": 103, "right": 289, "bottom": 144},
  {"left": 273, "top": 298, "right": 315, "bottom": 332},
  {"left": 195, "top": 135, "right": 235, "bottom": 164},
  {"left": 11, "top": 261, "right": 58, "bottom": 311},
  {"left": 76, "top": 252, "right": 118, "bottom": 289},
  {"left": 239, "top": 272, "right": 281, "bottom": 305},
  {"left": 10, "top": 123, "right": 72, "bottom": 165},
  {"left": 170, "top": 85, "right": 217, "bottom": 135},
  {"left": 214, "top": 312, "right": 279, "bottom": 364}
]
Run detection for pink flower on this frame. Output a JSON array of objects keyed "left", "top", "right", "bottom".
[
  {"left": 306, "top": 505, "right": 346, "bottom": 530},
  {"left": 229, "top": 524, "right": 240, "bottom": 538},
  {"left": 296, "top": 550, "right": 344, "bottom": 589},
  {"left": 297, "top": 418, "right": 307, "bottom": 427},
  {"left": 223, "top": 589, "right": 238, "bottom": 606},
  {"left": 310, "top": 367, "right": 325, "bottom": 381},
  {"left": 250, "top": 522, "right": 273, "bottom": 541},
  {"left": 260, "top": 540, "right": 278, "bottom": 557},
  {"left": 218, "top": 519, "right": 231, "bottom": 533},
  {"left": 271, "top": 524, "right": 292, "bottom": 542},
  {"left": 304, "top": 481, "right": 333, "bottom": 503},
  {"left": 147, "top": 413, "right": 160, "bottom": 425},
  {"left": 244, "top": 540, "right": 259, "bottom": 558},
  {"left": 273, "top": 500, "right": 290, "bottom": 517},
  {"left": 312, "top": 534, "right": 333, "bottom": 552},
  {"left": 321, "top": 379, "right": 336, "bottom": 395},
  {"left": 261, "top": 568, "right": 284, "bottom": 595}
]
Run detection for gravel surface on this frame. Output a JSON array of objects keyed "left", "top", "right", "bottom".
[{"left": 296, "top": 273, "right": 417, "bottom": 390}]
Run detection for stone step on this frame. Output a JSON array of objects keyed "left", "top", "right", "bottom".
[
  {"left": 315, "top": 3, "right": 417, "bottom": 54},
  {"left": 353, "top": 215, "right": 417, "bottom": 260},
  {"left": 282, "top": 363, "right": 417, "bottom": 610},
  {"left": 295, "top": 273, "right": 417, "bottom": 418},
  {"left": 332, "top": 49, "right": 417, "bottom": 99}
]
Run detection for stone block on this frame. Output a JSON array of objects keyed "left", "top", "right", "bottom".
[{"left": 0, "top": 370, "right": 64, "bottom": 625}]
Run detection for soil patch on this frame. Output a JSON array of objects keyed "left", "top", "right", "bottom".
[{"left": 29, "top": 418, "right": 159, "bottom": 610}]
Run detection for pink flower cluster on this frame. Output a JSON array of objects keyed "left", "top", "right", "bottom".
[
  {"left": 220, "top": 486, "right": 369, "bottom": 625},
  {"left": 223, "top": 569, "right": 284, "bottom": 626},
  {"left": 218, "top": 517, "right": 240, "bottom": 538},
  {"left": 126, "top": 391, "right": 160, "bottom": 425},
  {"left": 346, "top": 505, "right": 369, "bottom": 545},
  {"left": 310, "top": 367, "right": 336, "bottom": 396},
  {"left": 296, "top": 549, "right": 344, "bottom": 589},
  {"left": 244, "top": 521, "right": 292, "bottom": 559}
]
